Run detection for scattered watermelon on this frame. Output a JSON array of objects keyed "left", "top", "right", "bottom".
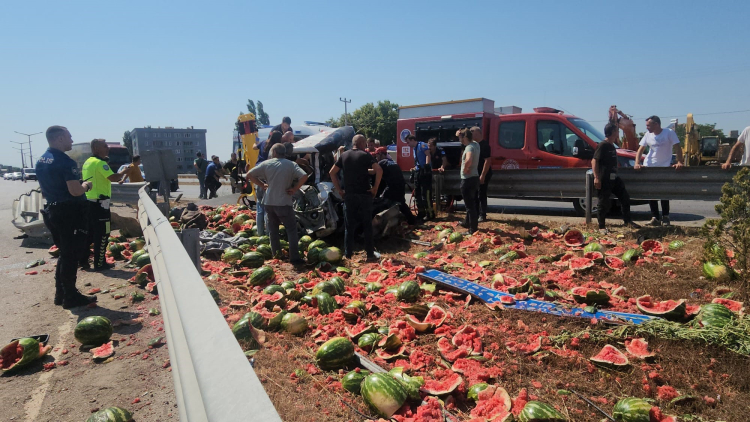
[
  {"left": 563, "top": 229, "right": 584, "bottom": 247},
  {"left": 315, "top": 337, "right": 354, "bottom": 370},
  {"left": 583, "top": 251, "right": 604, "bottom": 263},
  {"left": 569, "top": 257, "right": 595, "bottom": 271},
  {"left": 703, "top": 262, "right": 730, "bottom": 281},
  {"left": 612, "top": 397, "right": 653, "bottom": 422},
  {"left": 48, "top": 245, "right": 60, "bottom": 257},
  {"left": 605, "top": 256, "right": 626, "bottom": 270},
  {"left": 74, "top": 316, "right": 113, "bottom": 346},
  {"left": 636, "top": 295, "right": 687, "bottom": 321},
  {"left": 625, "top": 338, "right": 655, "bottom": 360},
  {"left": 91, "top": 341, "right": 115, "bottom": 359},
  {"left": 342, "top": 369, "right": 370, "bottom": 395},
  {"left": 570, "top": 287, "right": 610, "bottom": 305},
  {"left": 640, "top": 239, "right": 665, "bottom": 255},
  {"left": 518, "top": 401, "right": 566, "bottom": 422},
  {"left": 360, "top": 372, "right": 408, "bottom": 418},
  {"left": 590, "top": 344, "right": 629, "bottom": 368},
  {"left": 711, "top": 298, "right": 744, "bottom": 314},
  {"left": 420, "top": 369, "right": 463, "bottom": 395},
  {"left": 0, "top": 337, "right": 51, "bottom": 372},
  {"left": 85, "top": 406, "right": 133, "bottom": 422}
]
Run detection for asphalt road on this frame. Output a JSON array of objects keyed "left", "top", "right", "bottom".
[
  {"left": 0, "top": 180, "right": 176, "bottom": 422},
  {"left": 174, "top": 180, "right": 720, "bottom": 228}
]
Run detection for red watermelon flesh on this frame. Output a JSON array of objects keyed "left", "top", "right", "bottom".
[
  {"left": 375, "top": 345, "right": 406, "bottom": 360},
  {"left": 422, "top": 306, "right": 448, "bottom": 327},
  {"left": 420, "top": 369, "right": 463, "bottom": 395},
  {"left": 452, "top": 325, "right": 482, "bottom": 354},
  {"left": 605, "top": 256, "right": 626, "bottom": 270},
  {"left": 625, "top": 338, "right": 655, "bottom": 359},
  {"left": 505, "top": 334, "right": 543, "bottom": 355},
  {"left": 712, "top": 298, "right": 744, "bottom": 314},
  {"left": 590, "top": 344, "right": 629, "bottom": 366},
  {"left": 365, "top": 271, "right": 386, "bottom": 283},
  {"left": 451, "top": 357, "right": 483, "bottom": 375},
  {"left": 605, "top": 246, "right": 628, "bottom": 256},
  {"left": 563, "top": 229, "right": 585, "bottom": 247},
  {"left": 569, "top": 257, "right": 595, "bottom": 271},
  {"left": 91, "top": 341, "right": 115, "bottom": 359},
  {"left": 471, "top": 395, "right": 513, "bottom": 420},
  {"left": 636, "top": 295, "right": 687, "bottom": 320},
  {"left": 437, "top": 337, "right": 471, "bottom": 362},
  {"left": 641, "top": 240, "right": 665, "bottom": 255},
  {"left": 584, "top": 251, "right": 604, "bottom": 261},
  {"left": 500, "top": 296, "right": 515, "bottom": 305}
]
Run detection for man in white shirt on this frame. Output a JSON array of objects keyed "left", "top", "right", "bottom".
[
  {"left": 634, "top": 115, "right": 684, "bottom": 226},
  {"left": 722, "top": 126, "right": 750, "bottom": 169}
]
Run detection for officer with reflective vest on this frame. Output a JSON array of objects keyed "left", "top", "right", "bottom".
[
  {"left": 36, "top": 126, "right": 97, "bottom": 308},
  {"left": 81, "top": 139, "right": 128, "bottom": 270}
]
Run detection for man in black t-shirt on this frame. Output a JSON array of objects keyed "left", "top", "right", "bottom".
[
  {"left": 473, "top": 126, "right": 493, "bottom": 222},
  {"left": 224, "top": 152, "right": 239, "bottom": 193},
  {"left": 269, "top": 116, "right": 292, "bottom": 138},
  {"left": 330, "top": 135, "right": 383, "bottom": 261},
  {"left": 374, "top": 148, "right": 415, "bottom": 225},
  {"left": 593, "top": 123, "right": 641, "bottom": 234}
]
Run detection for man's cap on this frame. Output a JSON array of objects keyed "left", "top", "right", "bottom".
[{"left": 375, "top": 147, "right": 388, "bottom": 155}]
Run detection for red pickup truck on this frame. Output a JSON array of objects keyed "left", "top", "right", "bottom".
[{"left": 395, "top": 98, "right": 637, "bottom": 214}]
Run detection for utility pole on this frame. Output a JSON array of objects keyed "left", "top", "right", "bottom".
[
  {"left": 10, "top": 142, "right": 28, "bottom": 168},
  {"left": 339, "top": 97, "right": 351, "bottom": 126},
  {"left": 14, "top": 131, "right": 42, "bottom": 164}
]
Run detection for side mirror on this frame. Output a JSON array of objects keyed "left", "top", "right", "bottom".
[{"left": 573, "top": 140, "right": 594, "bottom": 159}]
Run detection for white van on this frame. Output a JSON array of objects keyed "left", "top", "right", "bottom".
[{"left": 232, "top": 121, "right": 332, "bottom": 156}]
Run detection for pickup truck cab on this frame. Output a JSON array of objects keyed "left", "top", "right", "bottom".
[{"left": 396, "top": 98, "right": 637, "bottom": 214}]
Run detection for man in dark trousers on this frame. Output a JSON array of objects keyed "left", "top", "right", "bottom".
[
  {"left": 81, "top": 139, "right": 129, "bottom": 271},
  {"left": 472, "top": 126, "right": 493, "bottom": 222},
  {"left": 36, "top": 126, "right": 97, "bottom": 308},
  {"left": 194, "top": 152, "right": 209, "bottom": 199},
  {"left": 374, "top": 147, "right": 415, "bottom": 225},
  {"left": 593, "top": 123, "right": 642, "bottom": 234},
  {"left": 247, "top": 144, "right": 308, "bottom": 265},
  {"left": 405, "top": 134, "right": 433, "bottom": 220},
  {"left": 205, "top": 155, "right": 228, "bottom": 199},
  {"left": 459, "top": 129, "right": 481, "bottom": 234},
  {"left": 330, "top": 135, "right": 383, "bottom": 261}
]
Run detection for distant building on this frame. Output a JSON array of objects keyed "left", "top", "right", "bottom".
[{"left": 130, "top": 127, "right": 207, "bottom": 174}]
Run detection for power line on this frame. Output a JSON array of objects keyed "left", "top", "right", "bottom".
[{"left": 587, "top": 108, "right": 750, "bottom": 123}]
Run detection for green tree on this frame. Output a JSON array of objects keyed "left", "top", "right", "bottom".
[
  {"left": 675, "top": 122, "right": 725, "bottom": 146},
  {"left": 326, "top": 100, "right": 399, "bottom": 144},
  {"left": 246, "top": 100, "right": 257, "bottom": 116},
  {"left": 123, "top": 130, "right": 133, "bottom": 156},
  {"left": 256, "top": 101, "right": 270, "bottom": 125}
]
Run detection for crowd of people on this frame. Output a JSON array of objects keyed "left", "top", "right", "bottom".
[{"left": 35, "top": 116, "right": 750, "bottom": 306}]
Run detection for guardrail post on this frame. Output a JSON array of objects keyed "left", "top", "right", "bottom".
[
  {"left": 178, "top": 228, "right": 202, "bottom": 271},
  {"left": 585, "top": 170, "right": 593, "bottom": 224}
]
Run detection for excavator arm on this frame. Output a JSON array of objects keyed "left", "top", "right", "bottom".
[
  {"left": 608, "top": 106, "right": 639, "bottom": 150},
  {"left": 684, "top": 113, "right": 701, "bottom": 166}
]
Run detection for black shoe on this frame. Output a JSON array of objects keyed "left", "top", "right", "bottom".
[
  {"left": 290, "top": 259, "right": 306, "bottom": 266},
  {"left": 478, "top": 216, "right": 487, "bottom": 223},
  {"left": 92, "top": 262, "right": 115, "bottom": 271},
  {"left": 62, "top": 292, "right": 97, "bottom": 309},
  {"left": 366, "top": 251, "right": 381, "bottom": 262}
]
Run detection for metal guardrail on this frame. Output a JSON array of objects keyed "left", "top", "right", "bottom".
[
  {"left": 438, "top": 169, "right": 588, "bottom": 198},
  {"left": 584, "top": 166, "right": 738, "bottom": 223},
  {"left": 111, "top": 182, "right": 151, "bottom": 205},
  {"left": 137, "top": 186, "right": 281, "bottom": 422}
]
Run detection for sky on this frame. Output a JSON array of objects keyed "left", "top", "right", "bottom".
[{"left": 2, "top": 0, "right": 749, "bottom": 168}]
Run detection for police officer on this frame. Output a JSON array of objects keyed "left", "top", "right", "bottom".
[
  {"left": 81, "top": 139, "right": 128, "bottom": 271},
  {"left": 36, "top": 126, "right": 97, "bottom": 308},
  {"left": 405, "top": 134, "right": 433, "bottom": 220}
]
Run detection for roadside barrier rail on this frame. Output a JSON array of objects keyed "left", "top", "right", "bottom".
[
  {"left": 430, "top": 166, "right": 737, "bottom": 222},
  {"left": 111, "top": 182, "right": 151, "bottom": 205},
  {"left": 137, "top": 186, "right": 281, "bottom": 422}
]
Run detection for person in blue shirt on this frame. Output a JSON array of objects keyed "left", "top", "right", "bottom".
[
  {"left": 406, "top": 134, "right": 433, "bottom": 220},
  {"left": 204, "top": 155, "right": 227, "bottom": 199},
  {"left": 36, "top": 125, "right": 97, "bottom": 309}
]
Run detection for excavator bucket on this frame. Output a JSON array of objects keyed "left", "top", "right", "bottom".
[
  {"left": 237, "top": 113, "right": 259, "bottom": 199},
  {"left": 685, "top": 114, "right": 700, "bottom": 166}
]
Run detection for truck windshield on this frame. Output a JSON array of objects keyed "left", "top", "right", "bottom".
[{"left": 568, "top": 118, "right": 606, "bottom": 144}]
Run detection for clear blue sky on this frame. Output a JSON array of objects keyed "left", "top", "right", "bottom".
[{"left": 2, "top": 0, "right": 749, "bottom": 168}]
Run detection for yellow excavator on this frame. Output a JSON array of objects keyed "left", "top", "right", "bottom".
[
  {"left": 683, "top": 114, "right": 736, "bottom": 166},
  {"left": 236, "top": 113, "right": 259, "bottom": 203}
]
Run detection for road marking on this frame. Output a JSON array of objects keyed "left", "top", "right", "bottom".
[{"left": 24, "top": 317, "right": 72, "bottom": 421}]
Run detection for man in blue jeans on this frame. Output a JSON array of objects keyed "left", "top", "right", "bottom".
[
  {"left": 193, "top": 152, "right": 208, "bottom": 199},
  {"left": 330, "top": 135, "right": 383, "bottom": 262}
]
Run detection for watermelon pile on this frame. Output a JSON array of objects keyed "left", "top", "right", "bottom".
[{"left": 191, "top": 204, "right": 743, "bottom": 421}]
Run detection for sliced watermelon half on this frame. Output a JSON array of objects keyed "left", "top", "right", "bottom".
[
  {"left": 420, "top": 370, "right": 463, "bottom": 396},
  {"left": 624, "top": 338, "right": 655, "bottom": 360},
  {"left": 636, "top": 295, "right": 687, "bottom": 321},
  {"left": 91, "top": 341, "right": 115, "bottom": 359},
  {"left": 590, "top": 344, "right": 629, "bottom": 368}
]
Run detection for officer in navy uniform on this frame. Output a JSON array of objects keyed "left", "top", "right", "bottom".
[{"left": 36, "top": 126, "right": 98, "bottom": 308}]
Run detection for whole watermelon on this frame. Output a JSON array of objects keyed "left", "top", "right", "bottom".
[
  {"left": 232, "top": 319, "right": 262, "bottom": 349},
  {"left": 320, "top": 247, "right": 343, "bottom": 263},
  {"left": 518, "top": 401, "right": 566, "bottom": 422},
  {"left": 256, "top": 244, "right": 273, "bottom": 259},
  {"left": 315, "top": 337, "right": 354, "bottom": 370},
  {"left": 447, "top": 232, "right": 463, "bottom": 244},
  {"left": 280, "top": 313, "right": 308, "bottom": 335},
  {"left": 298, "top": 235, "right": 313, "bottom": 251},
  {"left": 232, "top": 213, "right": 251, "bottom": 226},
  {"left": 308, "top": 239, "right": 327, "bottom": 251},
  {"left": 134, "top": 253, "right": 150, "bottom": 268},
  {"left": 612, "top": 397, "right": 653, "bottom": 422},
  {"left": 74, "top": 316, "right": 113, "bottom": 346},
  {"left": 396, "top": 281, "right": 421, "bottom": 302},
  {"left": 221, "top": 248, "right": 243, "bottom": 264},
  {"left": 316, "top": 292, "right": 338, "bottom": 315},
  {"left": 239, "top": 252, "right": 265, "bottom": 268},
  {"left": 249, "top": 266, "right": 275, "bottom": 286},
  {"left": 241, "top": 311, "right": 267, "bottom": 329},
  {"left": 257, "top": 235, "right": 271, "bottom": 245},
  {"left": 86, "top": 406, "right": 133, "bottom": 422},
  {"left": 360, "top": 372, "right": 408, "bottom": 418},
  {"left": 342, "top": 369, "right": 371, "bottom": 395}
]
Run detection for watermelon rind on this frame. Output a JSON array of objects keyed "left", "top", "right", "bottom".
[
  {"left": 590, "top": 344, "right": 629, "bottom": 368},
  {"left": 240, "top": 311, "right": 267, "bottom": 329},
  {"left": 518, "top": 400, "right": 566, "bottom": 422},
  {"left": 91, "top": 341, "right": 115, "bottom": 359},
  {"left": 612, "top": 397, "right": 652, "bottom": 422},
  {"left": 0, "top": 337, "right": 49, "bottom": 372},
  {"left": 232, "top": 319, "right": 265, "bottom": 349},
  {"left": 636, "top": 295, "right": 686, "bottom": 321},
  {"left": 320, "top": 247, "right": 343, "bottom": 263},
  {"left": 86, "top": 406, "right": 134, "bottom": 422},
  {"left": 315, "top": 337, "right": 354, "bottom": 370},
  {"left": 696, "top": 303, "right": 734, "bottom": 328},
  {"left": 640, "top": 240, "right": 664, "bottom": 255},
  {"left": 570, "top": 288, "right": 610, "bottom": 305},
  {"left": 280, "top": 313, "right": 308, "bottom": 335},
  {"left": 420, "top": 371, "right": 463, "bottom": 395},
  {"left": 583, "top": 242, "right": 602, "bottom": 253},
  {"left": 388, "top": 366, "right": 425, "bottom": 400},
  {"left": 668, "top": 240, "right": 684, "bottom": 250},
  {"left": 605, "top": 256, "right": 626, "bottom": 270},
  {"left": 622, "top": 248, "right": 642, "bottom": 262},
  {"left": 74, "top": 316, "right": 114, "bottom": 346},
  {"left": 341, "top": 369, "right": 370, "bottom": 395},
  {"left": 360, "top": 372, "right": 408, "bottom": 418},
  {"left": 447, "top": 232, "right": 463, "bottom": 244},
  {"left": 467, "top": 382, "right": 489, "bottom": 401},
  {"left": 711, "top": 297, "right": 744, "bottom": 314},
  {"left": 702, "top": 262, "right": 730, "bottom": 281},
  {"left": 357, "top": 333, "right": 381, "bottom": 351}
]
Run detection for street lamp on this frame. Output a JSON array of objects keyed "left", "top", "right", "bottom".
[
  {"left": 10, "top": 141, "right": 28, "bottom": 168},
  {"left": 14, "top": 131, "right": 42, "bottom": 164}
]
